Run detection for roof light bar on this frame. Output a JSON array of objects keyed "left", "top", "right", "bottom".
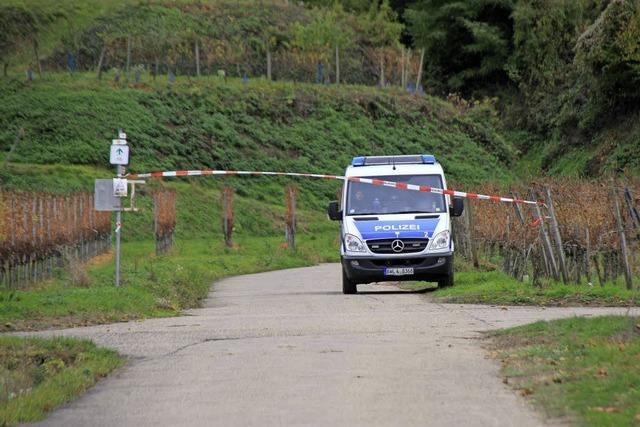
[
  {"left": 350, "top": 155, "right": 437, "bottom": 166},
  {"left": 351, "top": 156, "right": 366, "bottom": 166},
  {"left": 421, "top": 154, "right": 436, "bottom": 164}
]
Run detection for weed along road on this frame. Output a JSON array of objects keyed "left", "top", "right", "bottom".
[{"left": 30, "top": 264, "right": 638, "bottom": 427}]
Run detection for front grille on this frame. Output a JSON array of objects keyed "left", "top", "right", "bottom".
[
  {"left": 366, "top": 238, "right": 429, "bottom": 254},
  {"left": 370, "top": 258, "right": 435, "bottom": 267}
]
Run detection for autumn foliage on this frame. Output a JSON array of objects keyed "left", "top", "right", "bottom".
[
  {"left": 153, "top": 190, "right": 176, "bottom": 255},
  {"left": 0, "top": 191, "right": 111, "bottom": 262}
]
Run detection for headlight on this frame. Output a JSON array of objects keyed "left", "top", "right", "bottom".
[
  {"left": 345, "top": 234, "right": 366, "bottom": 253},
  {"left": 429, "top": 230, "right": 450, "bottom": 250}
]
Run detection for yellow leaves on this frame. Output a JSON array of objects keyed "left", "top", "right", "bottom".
[
  {"left": 519, "top": 387, "right": 534, "bottom": 396},
  {"left": 591, "top": 406, "right": 620, "bottom": 413},
  {"left": 595, "top": 367, "right": 608, "bottom": 378}
]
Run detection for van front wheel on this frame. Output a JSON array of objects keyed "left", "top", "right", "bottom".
[
  {"left": 342, "top": 268, "right": 357, "bottom": 294},
  {"left": 437, "top": 258, "right": 454, "bottom": 287}
]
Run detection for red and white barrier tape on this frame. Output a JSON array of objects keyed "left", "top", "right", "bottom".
[{"left": 127, "top": 169, "right": 544, "bottom": 206}]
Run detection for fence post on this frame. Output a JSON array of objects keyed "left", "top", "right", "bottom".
[
  {"left": 544, "top": 187, "right": 569, "bottom": 284},
  {"left": 195, "top": 39, "right": 201, "bottom": 77},
  {"left": 335, "top": 45, "right": 340, "bottom": 84},
  {"left": 463, "top": 198, "right": 479, "bottom": 268},
  {"left": 531, "top": 190, "right": 559, "bottom": 281},
  {"left": 612, "top": 187, "right": 633, "bottom": 289},
  {"left": 285, "top": 185, "right": 297, "bottom": 250},
  {"left": 585, "top": 227, "right": 592, "bottom": 284},
  {"left": 415, "top": 48, "right": 425, "bottom": 90},
  {"left": 126, "top": 35, "right": 132, "bottom": 76},
  {"left": 221, "top": 186, "right": 234, "bottom": 248},
  {"left": 623, "top": 187, "right": 640, "bottom": 230}
]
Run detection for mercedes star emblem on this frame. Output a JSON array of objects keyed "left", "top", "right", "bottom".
[{"left": 391, "top": 239, "right": 404, "bottom": 253}]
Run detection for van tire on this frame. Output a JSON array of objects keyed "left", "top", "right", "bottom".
[
  {"left": 437, "top": 258, "right": 454, "bottom": 288},
  {"left": 342, "top": 268, "right": 357, "bottom": 294}
]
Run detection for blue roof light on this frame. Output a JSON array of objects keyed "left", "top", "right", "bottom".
[
  {"left": 422, "top": 154, "right": 436, "bottom": 164},
  {"left": 351, "top": 156, "right": 366, "bottom": 166}
]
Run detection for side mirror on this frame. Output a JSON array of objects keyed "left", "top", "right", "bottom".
[
  {"left": 450, "top": 197, "right": 464, "bottom": 217},
  {"left": 327, "top": 201, "right": 342, "bottom": 221}
]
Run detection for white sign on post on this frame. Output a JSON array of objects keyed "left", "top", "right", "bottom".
[
  {"left": 113, "top": 178, "right": 128, "bottom": 197},
  {"left": 110, "top": 144, "right": 129, "bottom": 165}
]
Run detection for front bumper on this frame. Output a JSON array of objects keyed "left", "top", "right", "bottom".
[{"left": 341, "top": 253, "right": 452, "bottom": 284}]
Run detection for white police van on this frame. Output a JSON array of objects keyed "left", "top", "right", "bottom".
[{"left": 327, "top": 155, "right": 464, "bottom": 294}]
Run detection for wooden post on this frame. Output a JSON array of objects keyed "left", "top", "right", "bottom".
[
  {"left": 531, "top": 190, "right": 559, "bottom": 280},
  {"left": 32, "top": 38, "right": 42, "bottom": 77},
  {"left": 195, "top": 39, "right": 201, "bottom": 77},
  {"left": 623, "top": 187, "right": 640, "bottom": 230},
  {"left": 96, "top": 43, "right": 106, "bottom": 80},
  {"left": 512, "top": 192, "right": 525, "bottom": 224},
  {"left": 335, "top": 45, "right": 339, "bottom": 84},
  {"left": 154, "top": 57, "right": 159, "bottom": 81},
  {"left": 126, "top": 36, "right": 132, "bottom": 75},
  {"left": 544, "top": 187, "right": 569, "bottom": 284},
  {"left": 612, "top": 187, "right": 633, "bottom": 289},
  {"left": 463, "top": 198, "right": 479, "bottom": 268},
  {"left": 404, "top": 48, "right": 411, "bottom": 89},
  {"left": 400, "top": 46, "right": 405, "bottom": 89},
  {"left": 221, "top": 186, "right": 234, "bottom": 248},
  {"left": 266, "top": 49, "right": 272, "bottom": 80},
  {"left": 415, "top": 48, "right": 425, "bottom": 91},
  {"left": 585, "top": 228, "right": 592, "bottom": 284},
  {"left": 503, "top": 215, "right": 511, "bottom": 275},
  {"left": 285, "top": 185, "right": 297, "bottom": 250}
]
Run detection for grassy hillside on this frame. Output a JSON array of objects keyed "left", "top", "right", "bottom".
[
  {"left": 513, "top": 116, "right": 640, "bottom": 178},
  {"left": 0, "top": 74, "right": 515, "bottom": 193}
]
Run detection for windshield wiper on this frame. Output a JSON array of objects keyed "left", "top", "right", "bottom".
[
  {"left": 383, "top": 210, "right": 441, "bottom": 215},
  {"left": 347, "top": 210, "right": 442, "bottom": 216}
]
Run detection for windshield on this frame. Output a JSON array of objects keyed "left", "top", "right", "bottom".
[{"left": 346, "top": 175, "right": 446, "bottom": 215}]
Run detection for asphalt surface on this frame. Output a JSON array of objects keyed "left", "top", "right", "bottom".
[{"left": 28, "top": 264, "right": 638, "bottom": 427}]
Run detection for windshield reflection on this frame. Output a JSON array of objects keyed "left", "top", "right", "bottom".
[{"left": 346, "top": 175, "right": 446, "bottom": 215}]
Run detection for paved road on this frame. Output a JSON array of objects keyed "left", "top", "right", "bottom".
[{"left": 29, "top": 264, "right": 637, "bottom": 427}]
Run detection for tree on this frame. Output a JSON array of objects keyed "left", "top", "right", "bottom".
[
  {"left": 293, "top": 5, "right": 354, "bottom": 83},
  {"left": 572, "top": 0, "right": 640, "bottom": 129},
  {"left": 360, "top": 0, "right": 403, "bottom": 86},
  {"left": 405, "top": 0, "right": 514, "bottom": 94},
  {"left": 0, "top": 6, "right": 46, "bottom": 77},
  {"left": 505, "top": 0, "right": 602, "bottom": 130}
]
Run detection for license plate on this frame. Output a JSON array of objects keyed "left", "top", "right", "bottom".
[{"left": 384, "top": 267, "right": 414, "bottom": 276}]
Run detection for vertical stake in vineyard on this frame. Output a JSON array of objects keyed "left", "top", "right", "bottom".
[
  {"left": 221, "top": 186, "right": 234, "bottom": 248},
  {"left": 285, "top": 185, "right": 298, "bottom": 250}
]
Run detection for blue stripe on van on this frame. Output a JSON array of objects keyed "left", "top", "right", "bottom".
[{"left": 354, "top": 218, "right": 440, "bottom": 240}]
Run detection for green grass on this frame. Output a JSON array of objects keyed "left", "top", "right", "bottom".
[
  {"left": 0, "top": 233, "right": 339, "bottom": 331},
  {"left": 432, "top": 268, "right": 640, "bottom": 306},
  {"left": 488, "top": 316, "right": 640, "bottom": 426},
  {"left": 0, "top": 72, "right": 515, "bottom": 195},
  {"left": 0, "top": 335, "right": 123, "bottom": 426}
]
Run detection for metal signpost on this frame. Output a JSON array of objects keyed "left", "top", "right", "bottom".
[
  {"left": 112, "top": 131, "right": 128, "bottom": 287},
  {"left": 95, "top": 130, "right": 145, "bottom": 287}
]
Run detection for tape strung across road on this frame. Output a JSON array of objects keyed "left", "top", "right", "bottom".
[{"left": 127, "top": 169, "right": 544, "bottom": 206}]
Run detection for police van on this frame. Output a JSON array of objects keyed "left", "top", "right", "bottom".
[{"left": 327, "top": 155, "right": 464, "bottom": 294}]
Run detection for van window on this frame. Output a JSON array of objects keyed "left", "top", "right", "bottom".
[{"left": 346, "top": 175, "right": 446, "bottom": 215}]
